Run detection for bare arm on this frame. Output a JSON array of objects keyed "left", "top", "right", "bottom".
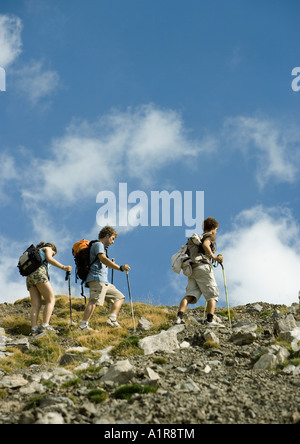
[
  {"left": 97, "top": 253, "right": 130, "bottom": 272},
  {"left": 202, "top": 239, "right": 223, "bottom": 263},
  {"left": 44, "top": 247, "right": 72, "bottom": 272}
]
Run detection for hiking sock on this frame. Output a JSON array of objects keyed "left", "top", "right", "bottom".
[
  {"left": 80, "top": 321, "right": 88, "bottom": 328},
  {"left": 207, "top": 313, "right": 214, "bottom": 323},
  {"left": 109, "top": 314, "right": 117, "bottom": 321},
  {"left": 177, "top": 311, "right": 184, "bottom": 319}
]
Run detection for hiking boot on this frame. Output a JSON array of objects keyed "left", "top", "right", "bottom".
[
  {"left": 29, "top": 327, "right": 40, "bottom": 336},
  {"left": 174, "top": 316, "right": 185, "bottom": 325},
  {"left": 205, "top": 320, "right": 225, "bottom": 328},
  {"left": 106, "top": 318, "right": 121, "bottom": 328},
  {"left": 40, "top": 325, "right": 58, "bottom": 334},
  {"left": 78, "top": 324, "right": 98, "bottom": 333}
]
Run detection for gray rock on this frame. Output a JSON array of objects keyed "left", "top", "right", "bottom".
[
  {"left": 274, "top": 314, "right": 297, "bottom": 335},
  {"left": 138, "top": 317, "right": 153, "bottom": 331},
  {"left": 35, "top": 412, "right": 65, "bottom": 425},
  {"left": 59, "top": 353, "right": 79, "bottom": 366},
  {"left": 94, "top": 346, "right": 114, "bottom": 365},
  {"left": 175, "top": 377, "right": 200, "bottom": 392},
  {"left": 203, "top": 329, "right": 220, "bottom": 345},
  {"left": 138, "top": 325, "right": 185, "bottom": 355},
  {"left": 279, "top": 327, "right": 300, "bottom": 352},
  {"left": 246, "top": 304, "right": 263, "bottom": 313},
  {"left": 253, "top": 353, "right": 277, "bottom": 370},
  {"left": 233, "top": 322, "right": 258, "bottom": 333},
  {"left": 145, "top": 367, "right": 160, "bottom": 381},
  {"left": 39, "top": 395, "right": 75, "bottom": 409},
  {"left": 231, "top": 330, "right": 257, "bottom": 346},
  {"left": 100, "top": 359, "right": 135, "bottom": 385},
  {"left": 0, "top": 374, "right": 28, "bottom": 389},
  {"left": 253, "top": 345, "right": 290, "bottom": 370},
  {"left": 8, "top": 338, "right": 30, "bottom": 352}
]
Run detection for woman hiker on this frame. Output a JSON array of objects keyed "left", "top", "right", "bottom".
[{"left": 27, "top": 242, "right": 72, "bottom": 336}]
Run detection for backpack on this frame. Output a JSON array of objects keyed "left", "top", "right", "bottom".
[
  {"left": 72, "top": 239, "right": 100, "bottom": 283},
  {"left": 171, "top": 244, "right": 190, "bottom": 275},
  {"left": 18, "top": 244, "right": 44, "bottom": 277},
  {"left": 171, "top": 233, "right": 204, "bottom": 277}
]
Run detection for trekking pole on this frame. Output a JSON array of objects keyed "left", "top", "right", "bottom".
[
  {"left": 220, "top": 263, "right": 232, "bottom": 328},
  {"left": 111, "top": 258, "right": 115, "bottom": 285},
  {"left": 65, "top": 271, "right": 73, "bottom": 326},
  {"left": 126, "top": 271, "right": 136, "bottom": 332},
  {"left": 203, "top": 301, "right": 207, "bottom": 322}
]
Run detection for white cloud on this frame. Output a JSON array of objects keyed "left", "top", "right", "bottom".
[
  {"left": 217, "top": 206, "right": 300, "bottom": 307},
  {"left": 0, "top": 237, "right": 29, "bottom": 303},
  {"left": 224, "top": 116, "right": 299, "bottom": 187},
  {"left": 24, "top": 104, "right": 216, "bottom": 206},
  {"left": 14, "top": 60, "right": 60, "bottom": 104},
  {"left": 19, "top": 109, "right": 300, "bottom": 214},
  {"left": 125, "top": 105, "right": 216, "bottom": 181},
  {"left": 0, "top": 14, "right": 22, "bottom": 67},
  {"left": 0, "top": 14, "right": 59, "bottom": 105},
  {"left": 21, "top": 197, "right": 72, "bottom": 250}
]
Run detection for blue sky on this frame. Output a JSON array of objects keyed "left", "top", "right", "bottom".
[{"left": 1, "top": 0, "right": 300, "bottom": 308}]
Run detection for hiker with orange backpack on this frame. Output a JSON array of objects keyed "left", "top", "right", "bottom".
[{"left": 77, "top": 226, "right": 130, "bottom": 331}]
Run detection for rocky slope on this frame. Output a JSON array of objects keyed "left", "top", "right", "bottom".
[{"left": 0, "top": 300, "right": 299, "bottom": 424}]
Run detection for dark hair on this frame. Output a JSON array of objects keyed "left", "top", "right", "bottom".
[
  {"left": 36, "top": 242, "right": 57, "bottom": 255},
  {"left": 203, "top": 217, "right": 219, "bottom": 232},
  {"left": 98, "top": 226, "right": 118, "bottom": 240}
]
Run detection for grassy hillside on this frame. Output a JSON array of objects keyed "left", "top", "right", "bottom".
[{"left": 0, "top": 296, "right": 178, "bottom": 372}]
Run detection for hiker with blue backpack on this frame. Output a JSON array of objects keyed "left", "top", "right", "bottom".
[
  {"left": 174, "top": 217, "right": 224, "bottom": 327},
  {"left": 18, "top": 242, "right": 72, "bottom": 336},
  {"left": 78, "top": 226, "right": 130, "bottom": 331}
]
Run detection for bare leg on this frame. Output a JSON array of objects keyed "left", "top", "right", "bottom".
[
  {"left": 36, "top": 282, "right": 56, "bottom": 325},
  {"left": 179, "top": 296, "right": 195, "bottom": 313},
  {"left": 29, "top": 287, "right": 42, "bottom": 328},
  {"left": 207, "top": 299, "right": 216, "bottom": 316},
  {"left": 110, "top": 298, "right": 124, "bottom": 316},
  {"left": 82, "top": 302, "right": 96, "bottom": 323}
]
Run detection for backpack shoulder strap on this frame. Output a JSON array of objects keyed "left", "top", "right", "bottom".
[
  {"left": 89, "top": 240, "right": 101, "bottom": 267},
  {"left": 88, "top": 241, "right": 109, "bottom": 267}
]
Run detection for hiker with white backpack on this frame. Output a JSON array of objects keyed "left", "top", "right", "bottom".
[{"left": 174, "top": 217, "right": 224, "bottom": 327}]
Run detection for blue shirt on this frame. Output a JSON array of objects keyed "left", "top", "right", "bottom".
[
  {"left": 39, "top": 249, "right": 49, "bottom": 274},
  {"left": 86, "top": 241, "right": 109, "bottom": 284}
]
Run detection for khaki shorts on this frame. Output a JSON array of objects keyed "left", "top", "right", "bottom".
[
  {"left": 87, "top": 281, "right": 125, "bottom": 306},
  {"left": 185, "top": 263, "right": 219, "bottom": 304}
]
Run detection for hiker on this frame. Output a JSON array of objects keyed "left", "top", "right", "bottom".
[
  {"left": 79, "top": 226, "right": 130, "bottom": 331},
  {"left": 27, "top": 243, "right": 72, "bottom": 335},
  {"left": 175, "top": 217, "right": 224, "bottom": 327}
]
